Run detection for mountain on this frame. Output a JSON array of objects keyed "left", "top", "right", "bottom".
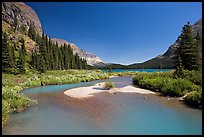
[
  {"left": 129, "top": 19, "right": 202, "bottom": 69},
  {"left": 2, "top": 2, "right": 42, "bottom": 35},
  {"left": 51, "top": 38, "right": 105, "bottom": 66},
  {"left": 2, "top": 2, "right": 105, "bottom": 66}
]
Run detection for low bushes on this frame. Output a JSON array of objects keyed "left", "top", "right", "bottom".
[
  {"left": 185, "top": 90, "right": 202, "bottom": 108},
  {"left": 132, "top": 70, "right": 202, "bottom": 108},
  {"left": 178, "top": 70, "right": 202, "bottom": 86},
  {"left": 2, "top": 100, "right": 10, "bottom": 126}
]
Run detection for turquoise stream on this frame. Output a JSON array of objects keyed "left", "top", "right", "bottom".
[{"left": 2, "top": 76, "right": 202, "bottom": 135}]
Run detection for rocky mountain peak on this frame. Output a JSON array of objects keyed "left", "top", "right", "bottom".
[{"left": 2, "top": 2, "right": 42, "bottom": 35}]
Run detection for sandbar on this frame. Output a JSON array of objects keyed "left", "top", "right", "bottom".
[{"left": 64, "top": 82, "right": 156, "bottom": 99}]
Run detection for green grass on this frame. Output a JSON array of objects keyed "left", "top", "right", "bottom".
[{"left": 2, "top": 69, "right": 109, "bottom": 127}]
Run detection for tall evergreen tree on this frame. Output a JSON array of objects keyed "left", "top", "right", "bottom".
[
  {"left": 195, "top": 32, "right": 202, "bottom": 70},
  {"left": 13, "top": 16, "right": 18, "bottom": 32},
  {"left": 38, "top": 53, "right": 46, "bottom": 73},
  {"left": 79, "top": 58, "right": 83, "bottom": 69},
  {"left": 63, "top": 44, "right": 69, "bottom": 69},
  {"left": 174, "top": 55, "right": 184, "bottom": 77},
  {"left": 83, "top": 59, "right": 88, "bottom": 69},
  {"left": 2, "top": 32, "right": 11, "bottom": 72},
  {"left": 53, "top": 42, "right": 59, "bottom": 70},
  {"left": 74, "top": 53, "right": 81, "bottom": 69},
  {"left": 60, "top": 46, "right": 65, "bottom": 69},
  {"left": 17, "top": 38, "right": 26, "bottom": 74},
  {"left": 38, "top": 32, "right": 47, "bottom": 70},
  {"left": 9, "top": 44, "right": 16, "bottom": 69},
  {"left": 30, "top": 48, "right": 38, "bottom": 70},
  {"left": 174, "top": 22, "right": 197, "bottom": 71},
  {"left": 28, "top": 22, "right": 36, "bottom": 41}
]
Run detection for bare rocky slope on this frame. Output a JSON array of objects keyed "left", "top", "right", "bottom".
[{"left": 2, "top": 2, "right": 42, "bottom": 35}]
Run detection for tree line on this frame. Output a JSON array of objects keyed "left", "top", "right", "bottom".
[
  {"left": 174, "top": 22, "right": 202, "bottom": 77},
  {"left": 2, "top": 23, "right": 88, "bottom": 74}
]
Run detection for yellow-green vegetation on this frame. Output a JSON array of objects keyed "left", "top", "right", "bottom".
[
  {"left": 2, "top": 74, "right": 37, "bottom": 127},
  {"left": 104, "top": 81, "right": 115, "bottom": 89},
  {"left": 2, "top": 69, "right": 109, "bottom": 127},
  {"left": 107, "top": 71, "right": 141, "bottom": 77},
  {"left": 132, "top": 70, "right": 202, "bottom": 108}
]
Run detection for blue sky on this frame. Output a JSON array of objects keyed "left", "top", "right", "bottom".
[{"left": 26, "top": 2, "right": 202, "bottom": 65}]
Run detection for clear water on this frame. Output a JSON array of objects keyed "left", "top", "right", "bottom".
[
  {"left": 102, "top": 69, "right": 173, "bottom": 73},
  {"left": 2, "top": 77, "right": 202, "bottom": 135}
]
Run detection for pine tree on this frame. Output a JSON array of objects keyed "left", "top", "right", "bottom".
[
  {"left": 38, "top": 53, "right": 46, "bottom": 73},
  {"left": 174, "top": 55, "right": 184, "bottom": 77},
  {"left": 2, "top": 32, "right": 11, "bottom": 72},
  {"left": 28, "top": 22, "right": 36, "bottom": 41},
  {"left": 30, "top": 48, "right": 38, "bottom": 70},
  {"left": 84, "top": 59, "right": 88, "bottom": 69},
  {"left": 45, "top": 35, "right": 51, "bottom": 70},
  {"left": 60, "top": 46, "right": 65, "bottom": 69},
  {"left": 74, "top": 53, "right": 80, "bottom": 69},
  {"left": 53, "top": 42, "right": 59, "bottom": 70},
  {"left": 13, "top": 16, "right": 18, "bottom": 32},
  {"left": 195, "top": 32, "right": 202, "bottom": 70},
  {"left": 9, "top": 44, "right": 16, "bottom": 69},
  {"left": 35, "top": 34, "right": 41, "bottom": 44},
  {"left": 63, "top": 44, "right": 69, "bottom": 70},
  {"left": 174, "top": 22, "right": 197, "bottom": 71},
  {"left": 17, "top": 38, "right": 26, "bottom": 74},
  {"left": 39, "top": 32, "right": 47, "bottom": 70},
  {"left": 81, "top": 58, "right": 88, "bottom": 69},
  {"left": 79, "top": 58, "right": 83, "bottom": 69}
]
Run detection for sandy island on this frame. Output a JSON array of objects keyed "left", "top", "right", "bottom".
[{"left": 64, "top": 82, "right": 156, "bottom": 99}]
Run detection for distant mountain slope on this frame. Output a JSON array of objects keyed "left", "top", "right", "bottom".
[
  {"left": 51, "top": 38, "right": 105, "bottom": 66},
  {"left": 129, "top": 19, "right": 202, "bottom": 69}
]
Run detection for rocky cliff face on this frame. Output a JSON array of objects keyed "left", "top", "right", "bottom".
[
  {"left": 2, "top": 2, "right": 43, "bottom": 35},
  {"left": 51, "top": 38, "right": 105, "bottom": 66}
]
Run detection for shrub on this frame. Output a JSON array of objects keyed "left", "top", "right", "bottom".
[
  {"left": 104, "top": 81, "right": 115, "bottom": 89},
  {"left": 185, "top": 90, "right": 202, "bottom": 108},
  {"left": 181, "top": 70, "right": 202, "bottom": 86},
  {"left": 132, "top": 72, "right": 202, "bottom": 97},
  {"left": 2, "top": 100, "right": 10, "bottom": 127}
]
